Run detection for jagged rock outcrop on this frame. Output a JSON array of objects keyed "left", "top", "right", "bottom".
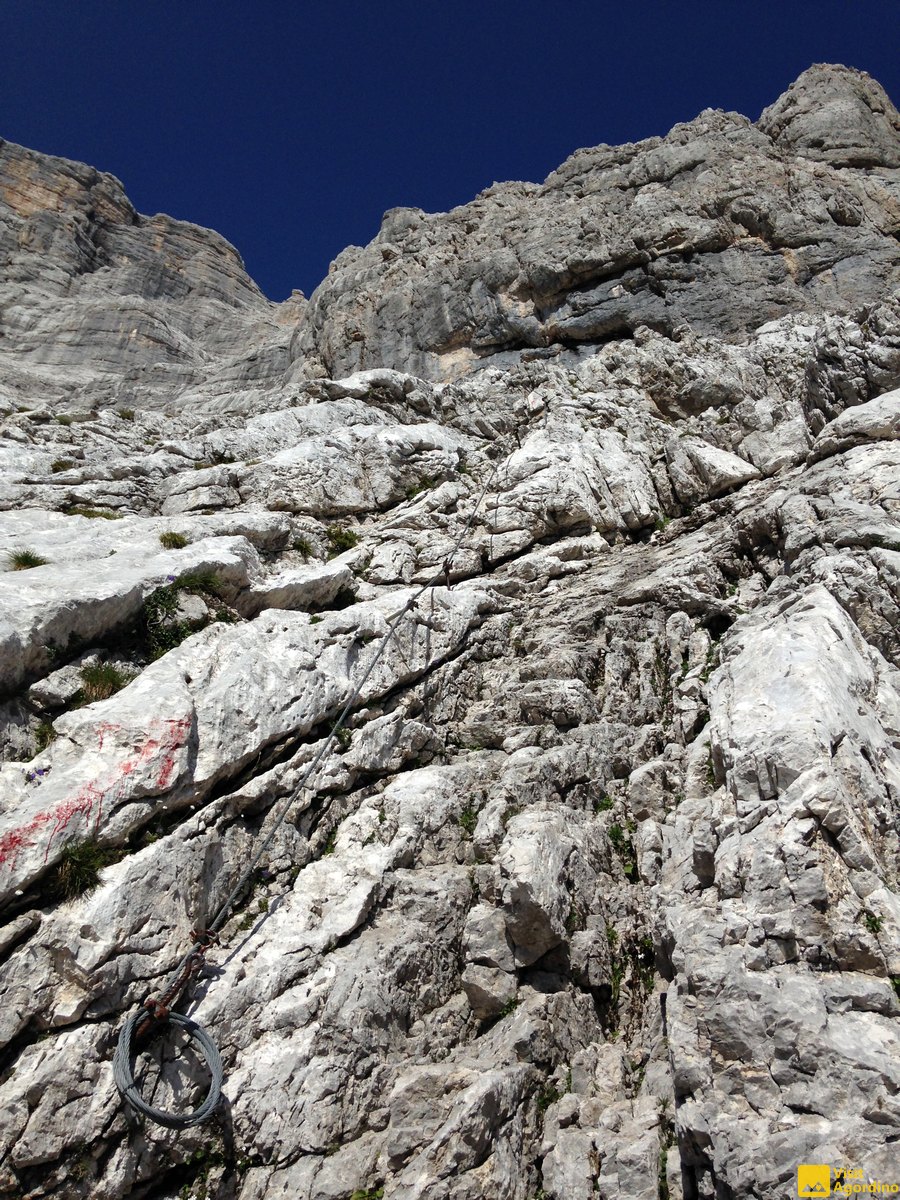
[
  {"left": 0, "top": 137, "right": 301, "bottom": 415},
  {"left": 1, "top": 63, "right": 899, "bottom": 1200},
  {"left": 296, "top": 64, "right": 900, "bottom": 383}
]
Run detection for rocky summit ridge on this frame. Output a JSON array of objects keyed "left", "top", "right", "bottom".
[{"left": 0, "top": 62, "right": 899, "bottom": 1200}]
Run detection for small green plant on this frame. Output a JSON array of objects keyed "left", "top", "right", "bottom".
[
  {"left": 178, "top": 568, "right": 226, "bottom": 597},
  {"left": 654, "top": 515, "right": 671, "bottom": 531},
  {"left": 7, "top": 547, "right": 48, "bottom": 570},
  {"left": 891, "top": 976, "right": 900, "bottom": 1001},
  {"left": 293, "top": 536, "right": 313, "bottom": 559},
  {"left": 498, "top": 997, "right": 519, "bottom": 1018},
  {"left": 606, "top": 924, "right": 618, "bottom": 949},
  {"left": 659, "top": 1144, "right": 670, "bottom": 1200},
  {"left": 63, "top": 506, "right": 122, "bottom": 520},
  {"left": 332, "top": 725, "right": 352, "bottom": 751},
  {"left": 325, "top": 525, "right": 359, "bottom": 557},
  {"left": 350, "top": 1187, "right": 384, "bottom": 1200},
  {"left": 405, "top": 474, "right": 436, "bottom": 500},
  {"left": 608, "top": 823, "right": 628, "bottom": 852},
  {"left": 700, "top": 646, "right": 719, "bottom": 684},
  {"left": 322, "top": 831, "right": 337, "bottom": 856},
  {"left": 50, "top": 458, "right": 76, "bottom": 473},
  {"left": 79, "top": 661, "right": 131, "bottom": 702},
  {"left": 117, "top": 407, "right": 135, "bottom": 421},
  {"left": 593, "top": 792, "right": 613, "bottom": 813},
  {"left": 32, "top": 720, "right": 57, "bottom": 756},
  {"left": 862, "top": 911, "right": 883, "bottom": 935},
  {"left": 159, "top": 531, "right": 189, "bottom": 549},
  {"left": 142, "top": 584, "right": 192, "bottom": 657},
  {"left": 238, "top": 899, "right": 269, "bottom": 932},
  {"left": 70, "top": 1150, "right": 92, "bottom": 1180},
  {"left": 50, "top": 840, "right": 116, "bottom": 901},
  {"left": 608, "top": 823, "right": 638, "bottom": 882},
  {"left": 500, "top": 803, "right": 521, "bottom": 828},
  {"left": 55, "top": 414, "right": 73, "bottom": 426},
  {"left": 536, "top": 1083, "right": 561, "bottom": 1113},
  {"left": 459, "top": 806, "right": 478, "bottom": 836},
  {"left": 635, "top": 934, "right": 656, "bottom": 993},
  {"left": 309, "top": 614, "right": 324, "bottom": 624},
  {"left": 705, "top": 751, "right": 716, "bottom": 789}
]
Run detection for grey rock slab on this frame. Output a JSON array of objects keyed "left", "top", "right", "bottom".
[{"left": 0, "top": 586, "right": 490, "bottom": 903}]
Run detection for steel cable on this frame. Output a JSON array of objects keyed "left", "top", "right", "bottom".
[
  {"left": 113, "top": 450, "right": 504, "bottom": 1127},
  {"left": 113, "top": 1009, "right": 223, "bottom": 1128}
]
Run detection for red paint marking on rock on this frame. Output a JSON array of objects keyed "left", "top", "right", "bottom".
[{"left": 0, "top": 714, "right": 193, "bottom": 877}]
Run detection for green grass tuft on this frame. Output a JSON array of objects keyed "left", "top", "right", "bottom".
[
  {"left": 32, "top": 720, "right": 57, "bottom": 757},
  {"left": 405, "top": 474, "right": 436, "bottom": 500},
  {"left": 50, "top": 458, "right": 76, "bottom": 473},
  {"left": 63, "top": 506, "right": 122, "bottom": 520},
  {"left": 459, "top": 806, "right": 478, "bottom": 836},
  {"left": 608, "top": 823, "right": 638, "bottom": 881},
  {"left": 7, "top": 547, "right": 48, "bottom": 570},
  {"left": 536, "top": 1084, "right": 561, "bottom": 1113},
  {"left": 178, "top": 568, "right": 226, "bottom": 597},
  {"left": 325, "top": 525, "right": 359, "bottom": 557},
  {"left": 117, "top": 407, "right": 135, "bottom": 421},
  {"left": 50, "top": 840, "right": 117, "bottom": 901},
  {"left": 142, "top": 585, "right": 190, "bottom": 657},
  {"left": 862, "top": 911, "right": 883, "bottom": 935},
  {"left": 79, "top": 662, "right": 131, "bottom": 702},
  {"left": 159, "top": 531, "right": 189, "bottom": 549}
]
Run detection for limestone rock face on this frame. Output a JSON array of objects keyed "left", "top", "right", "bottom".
[
  {"left": 0, "top": 137, "right": 295, "bottom": 414},
  {"left": 293, "top": 63, "right": 900, "bottom": 383},
  {"left": 758, "top": 63, "right": 900, "bottom": 167},
  {"left": 1, "top": 63, "right": 900, "bottom": 1200}
]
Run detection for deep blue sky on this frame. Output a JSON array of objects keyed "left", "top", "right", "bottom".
[{"left": 4, "top": 1, "right": 899, "bottom": 301}]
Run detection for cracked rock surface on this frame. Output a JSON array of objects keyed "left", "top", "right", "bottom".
[{"left": 1, "top": 62, "right": 899, "bottom": 1200}]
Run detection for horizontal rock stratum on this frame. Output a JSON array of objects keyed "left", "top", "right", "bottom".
[{"left": 1, "top": 63, "right": 899, "bottom": 1200}]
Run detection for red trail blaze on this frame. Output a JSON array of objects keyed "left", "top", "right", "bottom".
[{"left": 0, "top": 714, "right": 193, "bottom": 874}]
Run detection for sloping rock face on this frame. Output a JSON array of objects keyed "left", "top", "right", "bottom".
[{"left": 0, "top": 63, "right": 899, "bottom": 1200}]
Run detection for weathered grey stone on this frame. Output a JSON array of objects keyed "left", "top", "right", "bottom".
[{"left": 1, "top": 63, "right": 900, "bottom": 1200}]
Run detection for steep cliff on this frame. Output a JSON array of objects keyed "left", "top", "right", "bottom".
[{"left": 0, "top": 63, "right": 899, "bottom": 1200}]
